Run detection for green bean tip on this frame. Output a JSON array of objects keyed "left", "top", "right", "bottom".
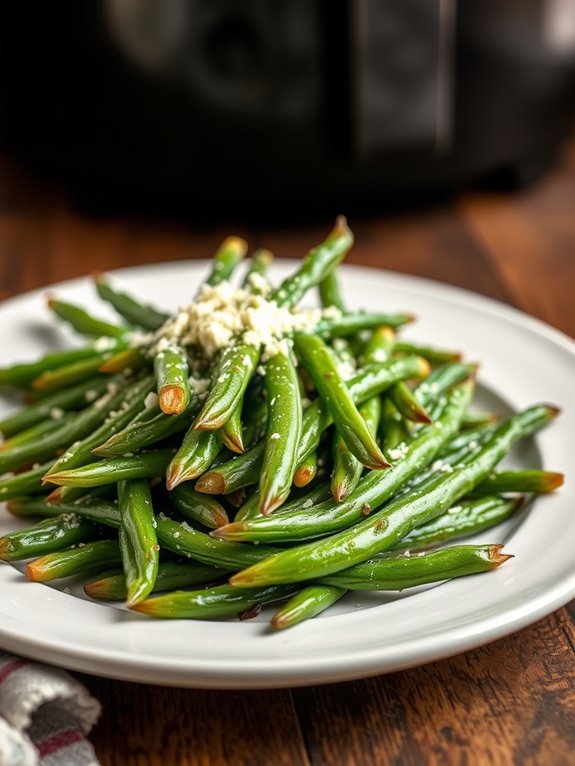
[
  {"left": 541, "top": 471, "right": 564, "bottom": 491},
  {"left": 488, "top": 544, "right": 514, "bottom": 567},
  {"left": 25, "top": 559, "right": 47, "bottom": 581},
  {"left": 544, "top": 404, "right": 561, "bottom": 418},
  {"left": 194, "top": 473, "right": 225, "bottom": 495},
  {"left": 0, "top": 538, "right": 16, "bottom": 561},
  {"left": 159, "top": 385, "right": 188, "bottom": 416},
  {"left": 45, "top": 488, "right": 64, "bottom": 505},
  {"left": 209, "top": 523, "right": 244, "bottom": 541}
]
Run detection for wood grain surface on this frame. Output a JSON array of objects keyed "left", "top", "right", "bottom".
[{"left": 1, "top": 141, "right": 574, "bottom": 765}]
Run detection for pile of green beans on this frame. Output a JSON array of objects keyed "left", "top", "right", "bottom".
[{"left": 0, "top": 218, "right": 564, "bottom": 628}]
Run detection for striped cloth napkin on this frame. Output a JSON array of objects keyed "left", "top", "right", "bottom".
[{"left": 0, "top": 652, "right": 101, "bottom": 766}]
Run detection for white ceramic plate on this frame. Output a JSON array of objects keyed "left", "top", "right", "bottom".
[{"left": 0, "top": 262, "right": 573, "bottom": 689}]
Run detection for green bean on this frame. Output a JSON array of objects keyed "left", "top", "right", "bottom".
[
  {"left": 389, "top": 425, "right": 499, "bottom": 503},
  {"left": 293, "top": 452, "right": 318, "bottom": 488},
  {"left": 194, "top": 344, "right": 259, "bottom": 431},
  {"left": 132, "top": 583, "right": 297, "bottom": 619},
  {"left": 318, "top": 270, "right": 346, "bottom": 311},
  {"left": 156, "top": 515, "right": 279, "bottom": 571},
  {"left": 212, "top": 384, "right": 472, "bottom": 543},
  {"left": 391, "top": 495, "right": 524, "bottom": 552},
  {"left": 242, "top": 249, "right": 273, "bottom": 291},
  {"left": 0, "top": 377, "right": 131, "bottom": 474},
  {"left": 416, "top": 362, "right": 477, "bottom": 405},
  {"left": 233, "top": 490, "right": 263, "bottom": 522},
  {"left": 5, "top": 496, "right": 64, "bottom": 519},
  {"left": 329, "top": 327, "right": 388, "bottom": 501},
  {"left": 202, "top": 360, "right": 470, "bottom": 502},
  {"left": 315, "top": 312, "right": 415, "bottom": 338},
  {"left": 379, "top": 400, "right": 409, "bottom": 452},
  {"left": 166, "top": 428, "right": 221, "bottom": 490},
  {"left": 47, "top": 450, "right": 175, "bottom": 488},
  {"left": 220, "top": 403, "right": 244, "bottom": 454},
  {"left": 205, "top": 236, "right": 248, "bottom": 287},
  {"left": 93, "top": 395, "right": 200, "bottom": 457},
  {"left": 0, "top": 513, "right": 101, "bottom": 561},
  {"left": 271, "top": 216, "right": 353, "bottom": 308},
  {"left": 46, "top": 484, "right": 118, "bottom": 506},
  {"left": 388, "top": 384, "right": 432, "bottom": 424},
  {"left": 5, "top": 494, "right": 121, "bottom": 526},
  {"left": 469, "top": 470, "right": 564, "bottom": 497},
  {"left": 294, "top": 334, "right": 389, "bottom": 470},
  {"left": 0, "top": 416, "right": 71, "bottom": 451},
  {"left": 0, "top": 345, "right": 122, "bottom": 389},
  {"left": 279, "top": 483, "right": 333, "bottom": 515},
  {"left": 47, "top": 298, "right": 128, "bottom": 338},
  {"left": 438, "top": 425, "right": 496, "bottom": 459},
  {"left": 235, "top": 483, "right": 323, "bottom": 523},
  {"left": 392, "top": 430, "right": 495, "bottom": 502},
  {"left": 331, "top": 396, "right": 381, "bottom": 501},
  {"left": 225, "top": 487, "right": 247, "bottom": 508},
  {"left": 32, "top": 353, "right": 119, "bottom": 392},
  {"left": 230, "top": 404, "right": 557, "bottom": 586},
  {"left": 322, "top": 544, "right": 511, "bottom": 590},
  {"left": 234, "top": 482, "right": 331, "bottom": 523},
  {"left": 170, "top": 485, "right": 229, "bottom": 529},
  {"left": 0, "top": 461, "right": 55, "bottom": 502},
  {"left": 118, "top": 479, "right": 159, "bottom": 605},
  {"left": 243, "top": 394, "right": 267, "bottom": 448},
  {"left": 260, "top": 351, "right": 302, "bottom": 514},
  {"left": 195, "top": 356, "right": 429, "bottom": 495},
  {"left": 26, "top": 540, "right": 121, "bottom": 582},
  {"left": 460, "top": 411, "right": 500, "bottom": 430},
  {"left": 94, "top": 274, "right": 169, "bottom": 330},
  {"left": 194, "top": 443, "right": 262, "bottom": 495},
  {"left": 47, "top": 496, "right": 121, "bottom": 528},
  {"left": 99, "top": 347, "right": 147, "bottom": 374},
  {"left": 364, "top": 327, "right": 431, "bottom": 426},
  {"left": 154, "top": 346, "right": 191, "bottom": 415},
  {"left": 44, "top": 376, "right": 156, "bottom": 477},
  {"left": 271, "top": 584, "right": 346, "bottom": 630},
  {"left": 394, "top": 341, "right": 461, "bottom": 365},
  {"left": 0, "top": 377, "right": 109, "bottom": 438},
  {"left": 84, "top": 560, "right": 225, "bottom": 601},
  {"left": 361, "top": 325, "right": 395, "bottom": 361},
  {"left": 298, "top": 356, "right": 430, "bottom": 465}
]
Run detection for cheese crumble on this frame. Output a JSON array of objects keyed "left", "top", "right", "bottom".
[
  {"left": 388, "top": 442, "right": 409, "bottom": 461},
  {"left": 135, "top": 281, "right": 340, "bottom": 361}
]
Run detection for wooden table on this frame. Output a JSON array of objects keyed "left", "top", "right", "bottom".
[{"left": 1, "top": 142, "right": 574, "bottom": 765}]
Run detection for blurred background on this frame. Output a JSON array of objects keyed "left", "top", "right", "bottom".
[
  {"left": 1, "top": 0, "right": 574, "bottom": 220},
  {"left": 0, "top": 0, "right": 574, "bottom": 338}
]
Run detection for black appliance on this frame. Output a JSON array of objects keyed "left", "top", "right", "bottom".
[{"left": 1, "top": 0, "right": 574, "bottom": 218}]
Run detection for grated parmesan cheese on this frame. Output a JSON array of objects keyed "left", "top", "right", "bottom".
[
  {"left": 136, "top": 281, "right": 340, "bottom": 361},
  {"left": 388, "top": 442, "right": 408, "bottom": 461},
  {"left": 432, "top": 460, "right": 454, "bottom": 474},
  {"left": 94, "top": 336, "right": 116, "bottom": 352}
]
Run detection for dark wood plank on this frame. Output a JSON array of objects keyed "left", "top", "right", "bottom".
[
  {"left": 293, "top": 608, "right": 575, "bottom": 766},
  {"left": 0, "top": 206, "right": 247, "bottom": 297},
  {"left": 459, "top": 142, "right": 575, "bottom": 337},
  {"left": 80, "top": 677, "right": 310, "bottom": 766}
]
